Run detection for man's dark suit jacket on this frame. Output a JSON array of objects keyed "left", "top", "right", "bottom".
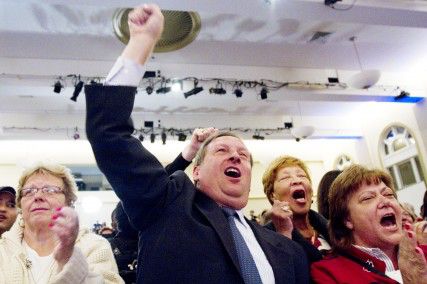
[{"left": 85, "top": 85, "right": 309, "bottom": 284}]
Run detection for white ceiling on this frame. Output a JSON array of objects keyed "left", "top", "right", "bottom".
[{"left": 1, "top": 0, "right": 427, "bottom": 138}]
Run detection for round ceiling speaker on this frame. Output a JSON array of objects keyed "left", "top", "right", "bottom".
[
  {"left": 113, "top": 8, "right": 201, "bottom": 53},
  {"left": 348, "top": 69, "right": 381, "bottom": 89}
]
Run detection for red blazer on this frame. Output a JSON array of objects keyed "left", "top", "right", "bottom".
[{"left": 311, "top": 246, "right": 399, "bottom": 284}]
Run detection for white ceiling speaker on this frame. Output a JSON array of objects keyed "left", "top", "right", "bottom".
[
  {"left": 291, "top": 126, "right": 315, "bottom": 141},
  {"left": 348, "top": 69, "right": 381, "bottom": 89},
  {"left": 348, "top": 36, "right": 381, "bottom": 89}
]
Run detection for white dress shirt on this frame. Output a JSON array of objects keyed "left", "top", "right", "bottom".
[{"left": 234, "top": 209, "right": 275, "bottom": 284}]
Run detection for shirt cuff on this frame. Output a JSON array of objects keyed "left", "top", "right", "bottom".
[{"left": 105, "top": 57, "right": 145, "bottom": 87}]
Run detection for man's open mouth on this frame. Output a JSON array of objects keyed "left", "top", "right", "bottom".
[{"left": 224, "top": 167, "right": 241, "bottom": 178}]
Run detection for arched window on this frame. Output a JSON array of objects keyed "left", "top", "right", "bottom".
[{"left": 380, "top": 125, "right": 425, "bottom": 191}]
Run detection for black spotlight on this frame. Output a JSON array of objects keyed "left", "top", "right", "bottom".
[
  {"left": 209, "top": 87, "right": 226, "bottom": 95},
  {"left": 252, "top": 134, "right": 265, "bottom": 140},
  {"left": 146, "top": 86, "right": 153, "bottom": 95},
  {"left": 156, "top": 86, "right": 171, "bottom": 94},
  {"left": 260, "top": 87, "right": 268, "bottom": 100},
  {"left": 150, "top": 133, "right": 155, "bottom": 143},
  {"left": 178, "top": 133, "right": 187, "bottom": 141},
  {"left": 325, "top": 0, "right": 341, "bottom": 6},
  {"left": 284, "top": 122, "right": 293, "bottom": 129},
  {"left": 234, "top": 88, "right": 243, "bottom": 98},
  {"left": 184, "top": 86, "right": 203, "bottom": 98},
  {"left": 161, "top": 131, "right": 167, "bottom": 145},
  {"left": 53, "top": 81, "right": 63, "bottom": 93},
  {"left": 394, "top": 90, "right": 410, "bottom": 101},
  {"left": 138, "top": 133, "right": 144, "bottom": 141},
  {"left": 70, "top": 80, "right": 84, "bottom": 102},
  {"left": 73, "top": 127, "right": 80, "bottom": 140},
  {"left": 209, "top": 81, "right": 226, "bottom": 95}
]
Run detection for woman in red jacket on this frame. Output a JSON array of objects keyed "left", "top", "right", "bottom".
[{"left": 311, "top": 164, "right": 405, "bottom": 283}]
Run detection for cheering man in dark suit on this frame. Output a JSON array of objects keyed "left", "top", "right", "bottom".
[{"left": 85, "top": 4, "right": 308, "bottom": 283}]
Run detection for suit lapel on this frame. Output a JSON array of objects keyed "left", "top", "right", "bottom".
[
  {"left": 194, "top": 191, "right": 242, "bottom": 275},
  {"left": 247, "top": 219, "right": 295, "bottom": 282}
]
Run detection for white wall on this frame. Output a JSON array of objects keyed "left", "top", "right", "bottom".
[{"left": 0, "top": 137, "right": 366, "bottom": 226}]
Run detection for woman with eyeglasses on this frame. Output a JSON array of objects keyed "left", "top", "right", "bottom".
[{"left": 0, "top": 163, "right": 123, "bottom": 283}]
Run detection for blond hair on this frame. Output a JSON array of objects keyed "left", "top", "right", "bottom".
[{"left": 17, "top": 163, "right": 78, "bottom": 208}]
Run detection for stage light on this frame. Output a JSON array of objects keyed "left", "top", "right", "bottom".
[
  {"left": 150, "top": 133, "right": 155, "bottom": 143},
  {"left": 156, "top": 86, "right": 171, "bottom": 94},
  {"left": 161, "top": 131, "right": 167, "bottom": 145},
  {"left": 70, "top": 80, "right": 84, "bottom": 102},
  {"left": 146, "top": 86, "right": 153, "bottom": 95},
  {"left": 184, "top": 79, "right": 203, "bottom": 98},
  {"left": 138, "top": 133, "right": 144, "bottom": 141},
  {"left": 73, "top": 127, "right": 80, "bottom": 140},
  {"left": 234, "top": 88, "right": 243, "bottom": 98},
  {"left": 53, "top": 81, "right": 63, "bottom": 93},
  {"left": 252, "top": 134, "right": 265, "bottom": 140},
  {"left": 284, "top": 122, "right": 293, "bottom": 129},
  {"left": 171, "top": 80, "right": 183, "bottom": 92},
  {"left": 156, "top": 79, "right": 171, "bottom": 94},
  {"left": 209, "top": 81, "right": 226, "bottom": 95},
  {"left": 178, "top": 133, "right": 187, "bottom": 141},
  {"left": 394, "top": 90, "right": 410, "bottom": 101},
  {"left": 260, "top": 87, "right": 268, "bottom": 100}
]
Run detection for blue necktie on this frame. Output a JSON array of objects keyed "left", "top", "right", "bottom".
[{"left": 222, "top": 208, "right": 263, "bottom": 284}]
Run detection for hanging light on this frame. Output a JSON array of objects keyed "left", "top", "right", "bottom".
[
  {"left": 348, "top": 36, "right": 381, "bottom": 89},
  {"left": 70, "top": 76, "right": 84, "bottom": 102},
  {"left": 156, "top": 79, "right": 171, "bottom": 94},
  {"left": 209, "top": 81, "right": 226, "bottom": 95},
  {"left": 260, "top": 87, "right": 268, "bottom": 100},
  {"left": 53, "top": 79, "right": 63, "bottom": 93},
  {"left": 184, "top": 79, "right": 204, "bottom": 98}
]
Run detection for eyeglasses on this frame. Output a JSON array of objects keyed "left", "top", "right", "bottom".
[{"left": 21, "top": 186, "right": 63, "bottom": 198}]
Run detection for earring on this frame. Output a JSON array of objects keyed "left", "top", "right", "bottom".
[{"left": 18, "top": 216, "right": 25, "bottom": 228}]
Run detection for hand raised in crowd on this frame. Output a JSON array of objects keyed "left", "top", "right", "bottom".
[
  {"left": 270, "top": 200, "right": 293, "bottom": 239},
  {"left": 122, "top": 3, "right": 164, "bottom": 65},
  {"left": 182, "top": 127, "right": 219, "bottom": 161},
  {"left": 414, "top": 221, "right": 427, "bottom": 245},
  {"left": 399, "top": 223, "right": 427, "bottom": 284},
  {"left": 50, "top": 206, "right": 79, "bottom": 270}
]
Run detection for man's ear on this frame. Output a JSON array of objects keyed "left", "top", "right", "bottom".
[{"left": 193, "top": 165, "right": 200, "bottom": 183}]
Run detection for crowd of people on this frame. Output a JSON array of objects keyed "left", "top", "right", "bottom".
[{"left": 1, "top": 3, "right": 427, "bottom": 284}]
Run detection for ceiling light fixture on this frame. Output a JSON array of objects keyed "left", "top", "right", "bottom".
[
  {"left": 260, "top": 87, "right": 268, "bottom": 100},
  {"left": 184, "top": 79, "right": 203, "bottom": 98},
  {"left": 70, "top": 78, "right": 84, "bottom": 102},
  {"left": 171, "top": 80, "right": 183, "bottom": 92},
  {"left": 156, "top": 79, "right": 171, "bottom": 94},
  {"left": 209, "top": 81, "right": 226, "bottom": 95},
  {"left": 146, "top": 80, "right": 154, "bottom": 95},
  {"left": 73, "top": 127, "right": 80, "bottom": 140},
  {"left": 394, "top": 90, "right": 410, "bottom": 101},
  {"left": 178, "top": 132, "right": 187, "bottom": 141},
  {"left": 348, "top": 36, "right": 381, "bottom": 89},
  {"left": 53, "top": 80, "right": 63, "bottom": 94},
  {"left": 161, "top": 130, "right": 167, "bottom": 145}
]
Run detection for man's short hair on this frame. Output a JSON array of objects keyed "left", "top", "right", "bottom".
[{"left": 193, "top": 131, "right": 253, "bottom": 167}]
